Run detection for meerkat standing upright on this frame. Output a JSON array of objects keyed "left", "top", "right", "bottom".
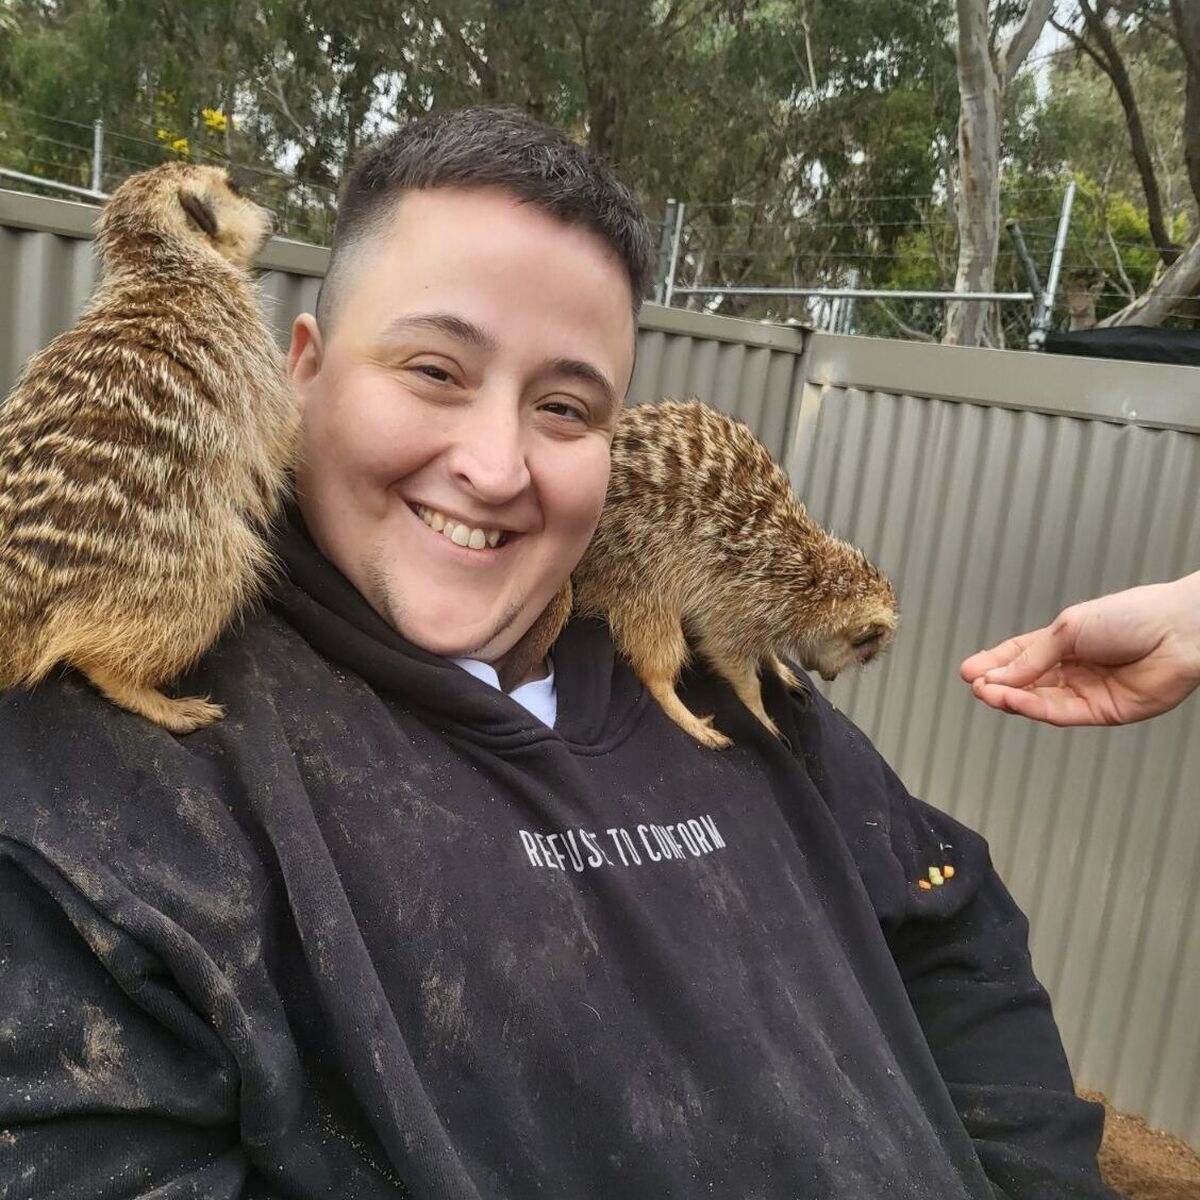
[
  {"left": 572, "top": 400, "right": 898, "bottom": 748},
  {"left": 0, "top": 162, "right": 298, "bottom": 732}
]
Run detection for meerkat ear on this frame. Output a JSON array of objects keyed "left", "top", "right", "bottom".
[{"left": 178, "top": 190, "right": 219, "bottom": 238}]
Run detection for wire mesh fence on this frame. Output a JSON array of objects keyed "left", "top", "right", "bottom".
[
  {"left": 2, "top": 100, "right": 1181, "bottom": 344},
  {"left": 0, "top": 101, "right": 339, "bottom": 244}
]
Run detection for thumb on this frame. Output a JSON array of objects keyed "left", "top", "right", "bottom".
[{"left": 984, "top": 620, "right": 1074, "bottom": 687}]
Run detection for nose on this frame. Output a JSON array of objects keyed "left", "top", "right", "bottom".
[{"left": 446, "top": 392, "right": 532, "bottom": 505}]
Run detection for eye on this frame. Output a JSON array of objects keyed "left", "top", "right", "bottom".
[
  {"left": 414, "top": 364, "right": 455, "bottom": 384},
  {"left": 852, "top": 631, "right": 883, "bottom": 650},
  {"left": 540, "top": 398, "right": 587, "bottom": 422}
]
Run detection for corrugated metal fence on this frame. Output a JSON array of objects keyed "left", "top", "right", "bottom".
[
  {"left": 3, "top": 187, "right": 1198, "bottom": 1148},
  {"left": 790, "top": 334, "right": 1200, "bottom": 1147}
]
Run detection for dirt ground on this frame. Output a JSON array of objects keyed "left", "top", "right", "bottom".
[{"left": 1080, "top": 1090, "right": 1200, "bottom": 1200}]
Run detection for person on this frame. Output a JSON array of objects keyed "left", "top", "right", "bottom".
[
  {"left": 962, "top": 570, "right": 1200, "bottom": 726},
  {"left": 0, "top": 107, "right": 1115, "bottom": 1199}
]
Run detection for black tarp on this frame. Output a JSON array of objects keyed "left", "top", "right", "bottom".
[{"left": 1043, "top": 327, "right": 1200, "bottom": 367}]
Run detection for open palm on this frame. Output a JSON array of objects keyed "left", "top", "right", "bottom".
[{"left": 960, "top": 575, "right": 1200, "bottom": 727}]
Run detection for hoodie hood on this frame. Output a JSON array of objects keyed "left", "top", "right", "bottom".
[{"left": 271, "top": 504, "right": 645, "bottom": 751}]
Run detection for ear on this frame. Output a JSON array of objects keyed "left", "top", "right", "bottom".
[
  {"left": 178, "top": 189, "right": 218, "bottom": 237},
  {"left": 287, "top": 313, "right": 323, "bottom": 389}
]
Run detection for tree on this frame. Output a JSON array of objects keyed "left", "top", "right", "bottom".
[
  {"left": 1050, "top": 0, "right": 1182, "bottom": 264},
  {"left": 943, "top": 0, "right": 1054, "bottom": 346},
  {"left": 1050, "top": 0, "right": 1198, "bottom": 324}
]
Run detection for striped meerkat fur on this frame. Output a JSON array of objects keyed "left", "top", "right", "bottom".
[
  {"left": 571, "top": 399, "right": 898, "bottom": 748},
  {"left": 0, "top": 162, "right": 297, "bottom": 732}
]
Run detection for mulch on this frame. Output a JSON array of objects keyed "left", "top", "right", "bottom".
[{"left": 1080, "top": 1090, "right": 1200, "bottom": 1200}]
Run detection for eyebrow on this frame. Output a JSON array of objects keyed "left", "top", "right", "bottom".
[
  {"left": 545, "top": 357, "right": 619, "bottom": 414},
  {"left": 379, "top": 312, "right": 498, "bottom": 351}
]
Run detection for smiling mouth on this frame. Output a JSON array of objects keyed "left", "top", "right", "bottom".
[{"left": 413, "top": 504, "right": 513, "bottom": 551}]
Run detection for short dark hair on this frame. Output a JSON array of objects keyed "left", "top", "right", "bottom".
[{"left": 316, "top": 106, "right": 654, "bottom": 325}]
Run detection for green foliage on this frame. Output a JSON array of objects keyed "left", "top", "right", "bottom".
[{"left": 0, "top": 0, "right": 1189, "bottom": 332}]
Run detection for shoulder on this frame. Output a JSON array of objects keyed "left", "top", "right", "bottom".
[
  {"left": 760, "top": 670, "right": 995, "bottom": 928},
  {"left": 0, "top": 609, "right": 306, "bottom": 888}
]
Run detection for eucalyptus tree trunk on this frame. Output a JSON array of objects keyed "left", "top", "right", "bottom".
[{"left": 944, "top": 0, "right": 1053, "bottom": 346}]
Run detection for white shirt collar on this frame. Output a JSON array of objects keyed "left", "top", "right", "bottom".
[{"left": 452, "top": 657, "right": 558, "bottom": 729}]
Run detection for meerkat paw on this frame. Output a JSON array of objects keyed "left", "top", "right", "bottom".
[
  {"left": 80, "top": 667, "right": 225, "bottom": 734},
  {"left": 771, "top": 656, "right": 805, "bottom": 692},
  {"left": 750, "top": 710, "right": 784, "bottom": 740},
  {"left": 687, "top": 713, "right": 734, "bottom": 750},
  {"left": 154, "top": 695, "right": 226, "bottom": 734}
]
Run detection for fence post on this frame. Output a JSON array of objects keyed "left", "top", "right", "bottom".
[
  {"left": 90, "top": 119, "right": 105, "bottom": 194},
  {"left": 653, "top": 199, "right": 676, "bottom": 304},
  {"left": 1028, "top": 181, "right": 1076, "bottom": 351},
  {"left": 662, "top": 201, "right": 685, "bottom": 308}
]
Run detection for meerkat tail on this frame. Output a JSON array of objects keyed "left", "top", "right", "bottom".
[{"left": 78, "top": 664, "right": 225, "bottom": 734}]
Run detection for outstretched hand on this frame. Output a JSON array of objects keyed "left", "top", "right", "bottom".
[{"left": 960, "top": 573, "right": 1200, "bottom": 727}]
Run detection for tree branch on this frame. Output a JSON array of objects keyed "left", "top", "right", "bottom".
[
  {"left": 1001, "top": 0, "right": 1055, "bottom": 86},
  {"left": 439, "top": 18, "right": 497, "bottom": 99},
  {"left": 799, "top": 6, "right": 819, "bottom": 93},
  {"left": 1049, "top": 16, "right": 1110, "bottom": 75},
  {"left": 1108, "top": 0, "right": 1175, "bottom": 41},
  {"left": 873, "top": 299, "right": 936, "bottom": 341},
  {"left": 262, "top": 73, "right": 311, "bottom": 144},
  {"left": 1171, "top": 0, "right": 1200, "bottom": 210},
  {"left": 1099, "top": 233, "right": 1200, "bottom": 326},
  {"left": 1074, "top": 0, "right": 1181, "bottom": 266},
  {"left": 1104, "top": 225, "right": 1137, "bottom": 300}
]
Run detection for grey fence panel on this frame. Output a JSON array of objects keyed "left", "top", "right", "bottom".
[
  {"left": 631, "top": 307, "right": 806, "bottom": 460},
  {"left": 258, "top": 269, "right": 323, "bottom": 347},
  {"left": 789, "top": 333, "right": 1200, "bottom": 1147},
  {"left": 0, "top": 224, "right": 98, "bottom": 392}
]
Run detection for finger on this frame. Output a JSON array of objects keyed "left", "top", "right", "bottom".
[
  {"left": 971, "top": 679, "right": 1101, "bottom": 727},
  {"left": 960, "top": 631, "right": 1044, "bottom": 682},
  {"left": 981, "top": 622, "right": 1075, "bottom": 688}
]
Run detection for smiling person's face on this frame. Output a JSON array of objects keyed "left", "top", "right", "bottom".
[{"left": 288, "top": 186, "right": 636, "bottom": 669}]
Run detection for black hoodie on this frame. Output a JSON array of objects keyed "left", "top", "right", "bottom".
[{"left": 0, "top": 513, "right": 1114, "bottom": 1199}]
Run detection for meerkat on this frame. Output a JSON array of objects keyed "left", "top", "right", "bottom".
[
  {"left": 571, "top": 400, "right": 898, "bottom": 749},
  {"left": 0, "top": 162, "right": 298, "bottom": 733}
]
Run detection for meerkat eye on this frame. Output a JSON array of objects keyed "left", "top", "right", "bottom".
[{"left": 178, "top": 190, "right": 219, "bottom": 237}]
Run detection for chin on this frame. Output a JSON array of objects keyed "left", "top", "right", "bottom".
[{"left": 388, "top": 603, "right": 521, "bottom": 662}]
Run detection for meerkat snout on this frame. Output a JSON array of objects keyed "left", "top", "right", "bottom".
[
  {"left": 788, "top": 549, "right": 899, "bottom": 683},
  {"left": 799, "top": 606, "right": 899, "bottom": 682}
]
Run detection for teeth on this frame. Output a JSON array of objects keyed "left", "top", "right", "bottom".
[{"left": 416, "top": 505, "right": 504, "bottom": 550}]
